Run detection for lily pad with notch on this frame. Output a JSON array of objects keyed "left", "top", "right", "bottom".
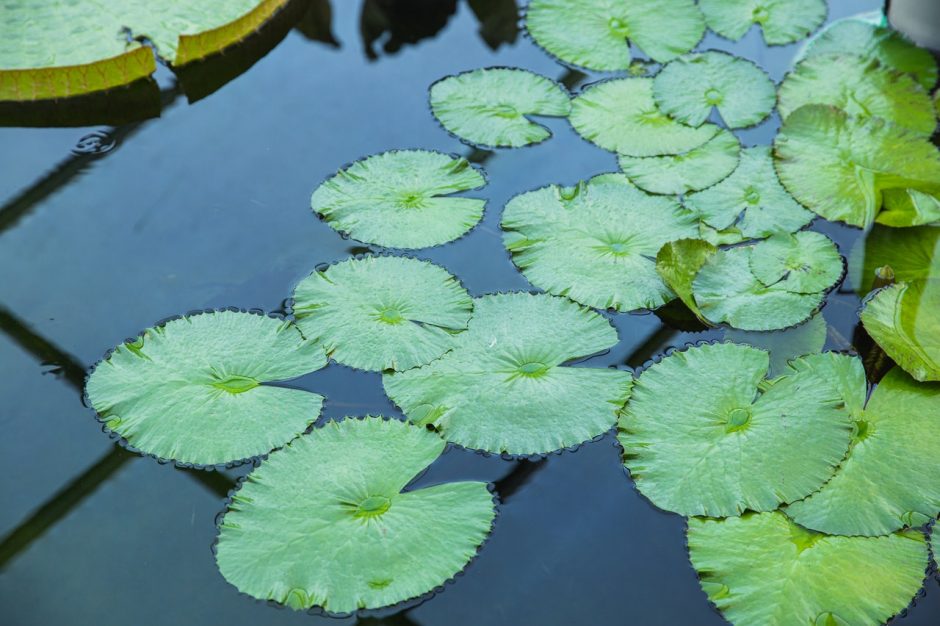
[
  {"left": 699, "top": 0, "right": 827, "bottom": 45},
  {"left": 723, "top": 312, "right": 827, "bottom": 377}
]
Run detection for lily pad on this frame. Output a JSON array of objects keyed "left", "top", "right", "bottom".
[
  {"left": 724, "top": 312, "right": 827, "bottom": 377},
  {"left": 524, "top": 0, "right": 705, "bottom": 71},
  {"left": 849, "top": 224, "right": 940, "bottom": 294},
  {"left": 215, "top": 416, "right": 495, "bottom": 613},
  {"left": 383, "top": 293, "right": 634, "bottom": 455},
  {"left": 655, "top": 238, "right": 717, "bottom": 321},
  {"left": 569, "top": 78, "right": 720, "bottom": 157},
  {"left": 501, "top": 174, "right": 699, "bottom": 311},
  {"left": 688, "top": 511, "right": 928, "bottom": 626},
  {"left": 699, "top": 0, "right": 826, "bottom": 45},
  {"left": 428, "top": 67, "right": 571, "bottom": 148},
  {"left": 85, "top": 311, "right": 327, "bottom": 466},
  {"left": 748, "top": 231, "right": 843, "bottom": 294},
  {"left": 652, "top": 51, "right": 776, "bottom": 128},
  {"left": 310, "top": 150, "right": 486, "bottom": 249},
  {"left": 861, "top": 279, "right": 940, "bottom": 382},
  {"left": 878, "top": 187, "right": 940, "bottom": 228},
  {"left": 619, "top": 343, "right": 853, "bottom": 517},
  {"left": 617, "top": 129, "right": 741, "bottom": 195},
  {"left": 292, "top": 256, "right": 472, "bottom": 372}
]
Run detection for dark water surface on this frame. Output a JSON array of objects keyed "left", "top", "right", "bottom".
[{"left": 1, "top": 1, "right": 938, "bottom": 624}]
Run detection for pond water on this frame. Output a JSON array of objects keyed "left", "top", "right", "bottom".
[{"left": 1, "top": 1, "right": 938, "bottom": 624}]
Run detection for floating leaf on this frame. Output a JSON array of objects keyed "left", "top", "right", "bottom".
[
  {"left": 383, "top": 293, "right": 633, "bottom": 455},
  {"left": 292, "top": 256, "right": 472, "bottom": 372},
  {"left": 85, "top": 311, "right": 327, "bottom": 466},
  {"left": 878, "top": 187, "right": 940, "bottom": 228},
  {"left": 655, "top": 238, "right": 717, "bottom": 321},
  {"left": 688, "top": 511, "right": 928, "bottom": 626},
  {"left": 501, "top": 174, "right": 699, "bottom": 311},
  {"left": 652, "top": 51, "right": 776, "bottom": 128},
  {"left": 748, "top": 231, "right": 843, "bottom": 294},
  {"left": 311, "top": 150, "right": 486, "bottom": 249},
  {"left": 569, "top": 78, "right": 720, "bottom": 156},
  {"left": 849, "top": 224, "right": 940, "bottom": 294},
  {"left": 524, "top": 0, "right": 705, "bottom": 71},
  {"left": 699, "top": 0, "right": 826, "bottom": 45},
  {"left": 428, "top": 67, "right": 571, "bottom": 148},
  {"left": 619, "top": 343, "right": 852, "bottom": 517},
  {"left": 861, "top": 279, "right": 940, "bottom": 382},
  {"left": 216, "top": 417, "right": 495, "bottom": 613},
  {"left": 724, "top": 312, "right": 827, "bottom": 376},
  {"left": 933, "top": 522, "right": 939, "bottom": 569}
]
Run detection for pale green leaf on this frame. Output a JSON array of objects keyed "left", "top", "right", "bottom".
[
  {"left": 723, "top": 312, "right": 827, "bottom": 377},
  {"left": 655, "top": 238, "right": 717, "bottom": 321},
  {"left": 748, "top": 231, "right": 843, "bottom": 294},
  {"left": 777, "top": 350, "right": 867, "bottom": 419},
  {"left": 878, "top": 187, "right": 940, "bottom": 227},
  {"left": 861, "top": 279, "right": 940, "bottom": 382},
  {"left": 699, "top": 0, "right": 827, "bottom": 45},
  {"left": 849, "top": 224, "right": 940, "bottom": 294}
]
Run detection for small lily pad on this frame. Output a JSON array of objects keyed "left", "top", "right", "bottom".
[
  {"left": 655, "top": 238, "right": 718, "bottom": 321},
  {"left": 311, "top": 150, "right": 486, "bottom": 249},
  {"left": 724, "top": 312, "right": 827, "bottom": 377},
  {"left": 428, "top": 67, "right": 571, "bottom": 148},
  {"left": 292, "top": 256, "right": 472, "bottom": 372},
  {"left": 524, "top": 0, "right": 705, "bottom": 71},
  {"left": 849, "top": 224, "right": 940, "bottom": 294},
  {"left": 619, "top": 343, "right": 853, "bottom": 517},
  {"left": 383, "top": 293, "right": 634, "bottom": 455},
  {"left": 85, "top": 311, "right": 327, "bottom": 466},
  {"left": 748, "top": 231, "right": 843, "bottom": 294},
  {"left": 652, "top": 51, "right": 776, "bottom": 128},
  {"left": 501, "top": 174, "right": 699, "bottom": 311},
  {"left": 861, "top": 279, "right": 940, "bottom": 382},
  {"left": 215, "top": 416, "right": 495, "bottom": 613},
  {"left": 688, "top": 511, "right": 928, "bottom": 626},
  {"left": 699, "top": 0, "right": 826, "bottom": 45}
]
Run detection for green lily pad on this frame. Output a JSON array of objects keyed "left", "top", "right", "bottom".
[
  {"left": 688, "top": 511, "right": 928, "bottom": 626},
  {"left": 878, "top": 187, "right": 940, "bottom": 227},
  {"left": 524, "top": 0, "right": 705, "bottom": 71},
  {"left": 617, "top": 129, "right": 741, "bottom": 195},
  {"left": 861, "top": 280, "right": 940, "bottom": 382},
  {"left": 778, "top": 54, "right": 936, "bottom": 136},
  {"left": 215, "top": 416, "right": 495, "bottom": 613},
  {"left": 773, "top": 104, "right": 940, "bottom": 228},
  {"left": 785, "top": 366, "right": 940, "bottom": 535},
  {"left": 569, "top": 78, "right": 720, "bottom": 157},
  {"left": 310, "top": 150, "right": 486, "bottom": 249},
  {"left": 619, "top": 343, "right": 853, "bottom": 517},
  {"left": 655, "top": 238, "right": 717, "bottom": 321},
  {"left": 748, "top": 231, "right": 843, "bottom": 294},
  {"left": 383, "top": 293, "right": 634, "bottom": 455},
  {"left": 501, "top": 174, "right": 699, "bottom": 312},
  {"left": 652, "top": 51, "right": 776, "bottom": 128},
  {"left": 724, "top": 312, "right": 827, "bottom": 377},
  {"left": 699, "top": 0, "right": 827, "bottom": 45},
  {"left": 428, "top": 67, "right": 571, "bottom": 149},
  {"left": 933, "top": 522, "right": 939, "bottom": 569},
  {"left": 849, "top": 224, "right": 940, "bottom": 294},
  {"left": 292, "top": 256, "right": 472, "bottom": 372},
  {"left": 85, "top": 311, "right": 327, "bottom": 466},
  {"left": 684, "top": 146, "right": 813, "bottom": 239}
]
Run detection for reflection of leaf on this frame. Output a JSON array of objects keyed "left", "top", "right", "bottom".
[
  {"left": 849, "top": 224, "right": 940, "bottom": 294},
  {"left": 617, "top": 129, "right": 740, "bottom": 195},
  {"left": 861, "top": 280, "right": 940, "bottom": 382},
  {"left": 724, "top": 312, "right": 827, "bottom": 377},
  {"left": 216, "top": 417, "right": 495, "bottom": 613},
  {"left": 699, "top": 0, "right": 827, "bottom": 45},
  {"left": 655, "top": 238, "right": 717, "bottom": 321},
  {"left": 467, "top": 0, "right": 520, "bottom": 50},
  {"left": 360, "top": 0, "right": 457, "bottom": 60}
]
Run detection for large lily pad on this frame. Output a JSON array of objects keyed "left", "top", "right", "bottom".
[
  {"left": 652, "top": 51, "right": 776, "bottom": 128},
  {"left": 699, "top": 0, "right": 826, "bottom": 45},
  {"left": 748, "top": 231, "right": 843, "bottom": 294},
  {"left": 619, "top": 343, "right": 853, "bottom": 517},
  {"left": 724, "top": 312, "right": 827, "bottom": 377},
  {"left": 292, "top": 256, "right": 472, "bottom": 372},
  {"left": 215, "top": 416, "right": 495, "bottom": 613},
  {"left": 428, "top": 67, "right": 571, "bottom": 149},
  {"left": 501, "top": 174, "right": 699, "bottom": 311},
  {"left": 524, "top": 0, "right": 705, "bottom": 71},
  {"left": 849, "top": 224, "right": 940, "bottom": 294},
  {"left": 310, "top": 150, "right": 487, "bottom": 249},
  {"left": 861, "top": 280, "right": 940, "bottom": 382},
  {"left": 85, "top": 311, "right": 327, "bottom": 466},
  {"left": 688, "top": 511, "right": 928, "bottom": 626},
  {"left": 383, "top": 293, "right": 634, "bottom": 455}
]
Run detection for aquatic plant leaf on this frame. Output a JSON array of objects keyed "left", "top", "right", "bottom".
[
  {"left": 748, "top": 231, "right": 843, "bottom": 294},
  {"left": 699, "top": 0, "right": 826, "bottom": 45},
  {"left": 688, "top": 511, "right": 928, "bottom": 626},
  {"left": 524, "top": 0, "right": 705, "bottom": 71},
  {"left": 655, "top": 238, "right": 717, "bottom": 321},
  {"left": 383, "top": 293, "right": 633, "bottom": 455},
  {"left": 773, "top": 105, "right": 940, "bottom": 228},
  {"left": 878, "top": 187, "right": 940, "bottom": 227},
  {"left": 724, "top": 312, "right": 826, "bottom": 377},
  {"left": 785, "top": 367, "right": 940, "bottom": 535},
  {"left": 860, "top": 280, "right": 940, "bottom": 382},
  {"left": 0, "top": 0, "right": 287, "bottom": 101},
  {"left": 85, "top": 311, "right": 327, "bottom": 466},
  {"left": 311, "top": 150, "right": 486, "bottom": 249},
  {"left": 652, "top": 51, "right": 776, "bottom": 128},
  {"left": 849, "top": 225, "right": 940, "bottom": 294},
  {"left": 619, "top": 343, "right": 852, "bottom": 517},
  {"left": 617, "top": 129, "right": 741, "bottom": 195},
  {"left": 569, "top": 78, "right": 720, "bottom": 157},
  {"left": 933, "top": 522, "right": 939, "bottom": 569},
  {"left": 501, "top": 174, "right": 699, "bottom": 311},
  {"left": 215, "top": 417, "right": 495, "bottom": 613},
  {"left": 428, "top": 67, "right": 571, "bottom": 148},
  {"left": 292, "top": 256, "right": 472, "bottom": 372},
  {"left": 684, "top": 146, "right": 813, "bottom": 239}
]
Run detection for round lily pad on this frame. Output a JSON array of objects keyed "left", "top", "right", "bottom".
[
  {"left": 619, "top": 343, "right": 853, "bottom": 517},
  {"left": 215, "top": 416, "right": 495, "bottom": 613},
  {"left": 292, "top": 256, "right": 472, "bottom": 372},
  {"left": 748, "top": 231, "right": 843, "bottom": 294},
  {"left": 688, "top": 511, "right": 928, "bottom": 626},
  {"left": 428, "top": 67, "right": 571, "bottom": 148},
  {"left": 861, "top": 280, "right": 940, "bottom": 382},
  {"left": 849, "top": 224, "right": 940, "bottom": 294},
  {"left": 617, "top": 128, "right": 741, "bottom": 195},
  {"left": 85, "top": 310, "right": 328, "bottom": 466},
  {"left": 524, "top": 0, "right": 705, "bottom": 71},
  {"left": 569, "top": 78, "right": 720, "bottom": 157},
  {"left": 652, "top": 51, "right": 776, "bottom": 128},
  {"left": 383, "top": 293, "right": 634, "bottom": 455},
  {"left": 501, "top": 173, "right": 699, "bottom": 311},
  {"left": 699, "top": 0, "right": 827, "bottom": 45},
  {"left": 724, "top": 312, "right": 827, "bottom": 377},
  {"left": 310, "top": 150, "right": 487, "bottom": 249}
]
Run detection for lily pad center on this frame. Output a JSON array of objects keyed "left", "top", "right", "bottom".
[
  {"left": 377, "top": 307, "right": 406, "bottom": 325},
  {"left": 517, "top": 361, "right": 550, "bottom": 377},
  {"left": 704, "top": 87, "right": 723, "bottom": 105},
  {"left": 608, "top": 16, "right": 630, "bottom": 37},
  {"left": 725, "top": 407, "right": 752, "bottom": 432},
  {"left": 753, "top": 6, "right": 769, "bottom": 22},
  {"left": 399, "top": 191, "right": 428, "bottom": 209},
  {"left": 212, "top": 375, "right": 260, "bottom": 394},
  {"left": 354, "top": 495, "right": 392, "bottom": 519}
]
